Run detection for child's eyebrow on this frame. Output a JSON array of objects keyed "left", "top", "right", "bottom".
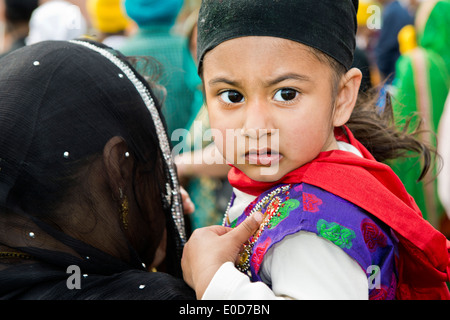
[
  {"left": 207, "top": 73, "right": 312, "bottom": 88},
  {"left": 264, "top": 73, "right": 312, "bottom": 87},
  {"left": 208, "top": 77, "right": 241, "bottom": 87}
]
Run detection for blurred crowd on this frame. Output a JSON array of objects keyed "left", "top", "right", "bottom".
[{"left": 0, "top": 0, "right": 449, "bottom": 237}]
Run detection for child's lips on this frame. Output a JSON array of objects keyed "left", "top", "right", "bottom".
[{"left": 245, "top": 149, "right": 282, "bottom": 165}]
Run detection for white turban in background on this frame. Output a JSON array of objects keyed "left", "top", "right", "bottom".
[{"left": 26, "top": 0, "right": 87, "bottom": 45}]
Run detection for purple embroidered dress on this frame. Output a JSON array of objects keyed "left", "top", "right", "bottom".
[{"left": 225, "top": 183, "right": 398, "bottom": 300}]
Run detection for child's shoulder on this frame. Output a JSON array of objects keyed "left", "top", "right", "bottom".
[
  {"left": 245, "top": 182, "right": 395, "bottom": 259},
  {"left": 247, "top": 182, "right": 371, "bottom": 220},
  {"left": 244, "top": 182, "right": 398, "bottom": 286}
]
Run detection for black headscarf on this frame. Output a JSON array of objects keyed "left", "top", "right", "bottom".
[
  {"left": 197, "top": 0, "right": 359, "bottom": 71},
  {"left": 0, "top": 40, "right": 193, "bottom": 300}
]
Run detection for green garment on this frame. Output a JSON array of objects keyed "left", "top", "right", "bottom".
[
  {"left": 119, "top": 25, "right": 202, "bottom": 136},
  {"left": 417, "top": 0, "right": 450, "bottom": 75},
  {"left": 390, "top": 1, "right": 450, "bottom": 227}
]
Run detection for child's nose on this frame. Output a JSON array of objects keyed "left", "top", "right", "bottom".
[{"left": 241, "top": 100, "right": 274, "bottom": 139}]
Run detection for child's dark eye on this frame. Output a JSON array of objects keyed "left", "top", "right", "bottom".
[
  {"left": 273, "top": 88, "right": 298, "bottom": 102},
  {"left": 220, "top": 90, "right": 244, "bottom": 104}
]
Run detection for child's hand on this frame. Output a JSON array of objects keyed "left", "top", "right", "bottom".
[{"left": 181, "top": 212, "right": 263, "bottom": 299}]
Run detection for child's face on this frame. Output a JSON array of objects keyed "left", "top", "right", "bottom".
[{"left": 202, "top": 36, "right": 342, "bottom": 182}]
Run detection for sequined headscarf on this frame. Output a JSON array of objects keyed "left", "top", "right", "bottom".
[{"left": 0, "top": 40, "right": 192, "bottom": 299}]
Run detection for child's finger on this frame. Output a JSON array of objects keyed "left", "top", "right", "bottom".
[
  {"left": 180, "top": 186, "right": 195, "bottom": 214},
  {"left": 225, "top": 212, "right": 263, "bottom": 246}
]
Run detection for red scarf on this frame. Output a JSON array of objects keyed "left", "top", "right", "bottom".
[{"left": 229, "top": 126, "right": 450, "bottom": 300}]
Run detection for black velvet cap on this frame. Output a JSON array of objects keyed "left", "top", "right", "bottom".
[{"left": 197, "top": 0, "right": 359, "bottom": 71}]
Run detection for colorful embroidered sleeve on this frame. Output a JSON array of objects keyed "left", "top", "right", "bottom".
[{"left": 226, "top": 183, "right": 398, "bottom": 300}]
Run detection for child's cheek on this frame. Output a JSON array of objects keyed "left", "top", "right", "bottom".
[{"left": 210, "top": 126, "right": 243, "bottom": 165}]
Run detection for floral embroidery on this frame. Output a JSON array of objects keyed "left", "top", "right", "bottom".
[
  {"left": 230, "top": 185, "right": 292, "bottom": 273},
  {"left": 302, "top": 192, "right": 323, "bottom": 212},
  {"left": 316, "top": 219, "right": 356, "bottom": 249},
  {"left": 369, "top": 273, "right": 397, "bottom": 300},
  {"left": 386, "top": 273, "right": 397, "bottom": 300},
  {"left": 268, "top": 199, "right": 300, "bottom": 229},
  {"left": 369, "top": 286, "right": 388, "bottom": 300},
  {"left": 361, "top": 218, "right": 387, "bottom": 252},
  {"left": 251, "top": 238, "right": 271, "bottom": 274}
]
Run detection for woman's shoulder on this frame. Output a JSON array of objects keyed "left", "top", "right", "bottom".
[
  {"left": 3, "top": 264, "right": 195, "bottom": 300},
  {"left": 79, "top": 269, "right": 195, "bottom": 300}
]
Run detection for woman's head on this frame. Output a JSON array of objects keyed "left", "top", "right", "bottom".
[
  {"left": 196, "top": 0, "right": 361, "bottom": 181},
  {"left": 0, "top": 40, "right": 185, "bottom": 272}
]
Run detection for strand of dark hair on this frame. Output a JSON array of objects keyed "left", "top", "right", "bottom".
[
  {"left": 347, "top": 87, "right": 437, "bottom": 181},
  {"left": 312, "top": 46, "right": 438, "bottom": 183}
]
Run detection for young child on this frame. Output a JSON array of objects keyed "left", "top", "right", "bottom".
[{"left": 181, "top": 0, "right": 450, "bottom": 300}]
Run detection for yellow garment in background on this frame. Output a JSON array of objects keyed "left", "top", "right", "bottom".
[
  {"left": 87, "top": 0, "right": 129, "bottom": 34},
  {"left": 398, "top": 24, "right": 417, "bottom": 54}
]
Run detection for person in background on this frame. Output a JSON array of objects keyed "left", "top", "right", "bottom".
[
  {"left": 86, "top": 0, "right": 129, "bottom": 49},
  {"left": 26, "top": 0, "right": 87, "bottom": 45},
  {"left": 437, "top": 92, "right": 450, "bottom": 236},
  {"left": 414, "top": 0, "right": 450, "bottom": 77},
  {"left": 354, "top": 0, "right": 381, "bottom": 91},
  {"left": 174, "top": 7, "right": 232, "bottom": 231},
  {"left": 389, "top": 0, "right": 450, "bottom": 230},
  {"left": 0, "top": 0, "right": 38, "bottom": 58},
  {"left": 120, "top": 0, "right": 201, "bottom": 138},
  {"left": 375, "top": 0, "right": 414, "bottom": 83}
]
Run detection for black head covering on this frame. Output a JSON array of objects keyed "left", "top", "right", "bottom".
[
  {"left": 4, "top": 0, "right": 39, "bottom": 22},
  {"left": 0, "top": 40, "right": 192, "bottom": 299},
  {"left": 197, "top": 0, "right": 359, "bottom": 71}
]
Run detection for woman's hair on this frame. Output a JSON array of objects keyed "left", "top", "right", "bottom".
[{"left": 312, "top": 47, "right": 436, "bottom": 181}]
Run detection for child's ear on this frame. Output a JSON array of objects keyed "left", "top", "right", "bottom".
[{"left": 332, "top": 68, "right": 362, "bottom": 127}]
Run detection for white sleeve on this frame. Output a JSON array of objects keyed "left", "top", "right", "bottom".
[
  {"left": 202, "top": 262, "right": 285, "bottom": 300},
  {"left": 202, "top": 231, "right": 368, "bottom": 300}
]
